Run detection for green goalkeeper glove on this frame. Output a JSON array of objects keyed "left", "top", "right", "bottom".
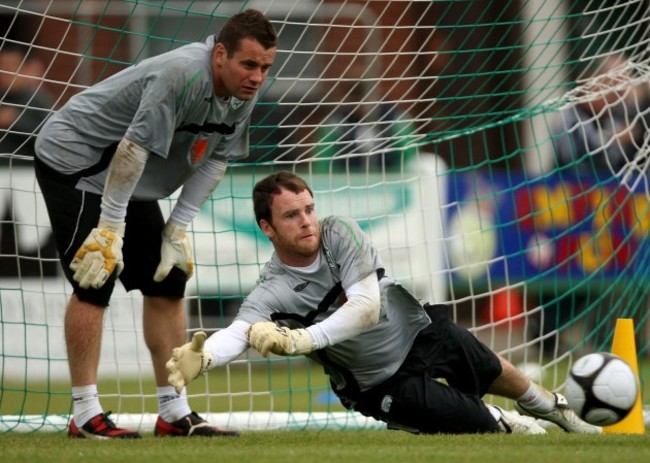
[
  {"left": 166, "top": 331, "right": 214, "bottom": 394},
  {"left": 247, "top": 322, "right": 314, "bottom": 357},
  {"left": 153, "top": 221, "right": 194, "bottom": 282},
  {"left": 69, "top": 219, "right": 125, "bottom": 289}
]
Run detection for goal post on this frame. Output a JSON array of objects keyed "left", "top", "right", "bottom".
[{"left": 1, "top": 0, "right": 649, "bottom": 433}]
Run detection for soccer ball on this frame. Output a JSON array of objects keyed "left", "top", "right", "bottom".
[{"left": 564, "top": 352, "right": 638, "bottom": 426}]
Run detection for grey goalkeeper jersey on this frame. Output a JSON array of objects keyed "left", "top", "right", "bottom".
[
  {"left": 35, "top": 35, "right": 254, "bottom": 200},
  {"left": 236, "top": 216, "right": 431, "bottom": 392}
]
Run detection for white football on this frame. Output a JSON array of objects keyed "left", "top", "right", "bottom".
[{"left": 564, "top": 352, "right": 638, "bottom": 426}]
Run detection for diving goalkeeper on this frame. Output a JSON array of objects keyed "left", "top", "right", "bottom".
[
  {"left": 167, "top": 171, "right": 602, "bottom": 435},
  {"left": 33, "top": 9, "right": 276, "bottom": 439}
]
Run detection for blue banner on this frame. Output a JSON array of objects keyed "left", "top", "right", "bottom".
[{"left": 445, "top": 171, "right": 650, "bottom": 284}]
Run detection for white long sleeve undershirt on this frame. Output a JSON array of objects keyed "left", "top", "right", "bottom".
[
  {"left": 99, "top": 139, "right": 227, "bottom": 227},
  {"left": 169, "top": 157, "right": 227, "bottom": 226},
  {"left": 100, "top": 138, "right": 148, "bottom": 223},
  {"left": 203, "top": 272, "right": 381, "bottom": 368},
  {"left": 204, "top": 320, "right": 250, "bottom": 367},
  {"left": 305, "top": 272, "right": 381, "bottom": 349}
]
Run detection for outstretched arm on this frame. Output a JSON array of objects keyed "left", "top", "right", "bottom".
[
  {"left": 248, "top": 272, "right": 381, "bottom": 357},
  {"left": 166, "top": 320, "right": 249, "bottom": 393},
  {"left": 306, "top": 271, "right": 380, "bottom": 347}
]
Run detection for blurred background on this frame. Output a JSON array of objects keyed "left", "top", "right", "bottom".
[{"left": 1, "top": 0, "right": 648, "bottom": 432}]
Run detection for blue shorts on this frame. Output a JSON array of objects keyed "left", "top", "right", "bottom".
[{"left": 34, "top": 156, "right": 187, "bottom": 307}]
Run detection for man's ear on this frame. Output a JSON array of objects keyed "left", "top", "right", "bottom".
[
  {"left": 260, "top": 219, "right": 274, "bottom": 240},
  {"left": 213, "top": 42, "right": 227, "bottom": 66}
]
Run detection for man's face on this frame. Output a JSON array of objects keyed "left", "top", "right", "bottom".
[
  {"left": 260, "top": 188, "right": 321, "bottom": 267},
  {"left": 212, "top": 38, "right": 276, "bottom": 100},
  {"left": 0, "top": 51, "right": 22, "bottom": 90}
]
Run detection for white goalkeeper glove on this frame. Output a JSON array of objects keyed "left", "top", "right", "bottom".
[
  {"left": 166, "top": 331, "right": 214, "bottom": 394},
  {"left": 69, "top": 219, "right": 125, "bottom": 289},
  {"left": 153, "top": 220, "right": 194, "bottom": 282},
  {"left": 247, "top": 322, "right": 314, "bottom": 357}
]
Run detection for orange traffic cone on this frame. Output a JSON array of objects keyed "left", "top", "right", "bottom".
[{"left": 603, "top": 318, "right": 645, "bottom": 434}]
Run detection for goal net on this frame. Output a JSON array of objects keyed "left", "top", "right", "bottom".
[{"left": 1, "top": 0, "right": 648, "bottom": 433}]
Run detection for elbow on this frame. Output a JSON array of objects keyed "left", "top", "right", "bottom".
[
  {"left": 344, "top": 273, "right": 382, "bottom": 330},
  {"left": 361, "top": 297, "right": 380, "bottom": 327}
]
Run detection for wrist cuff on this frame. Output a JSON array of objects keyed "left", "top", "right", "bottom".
[
  {"left": 97, "top": 218, "right": 126, "bottom": 237},
  {"left": 163, "top": 220, "right": 187, "bottom": 240}
]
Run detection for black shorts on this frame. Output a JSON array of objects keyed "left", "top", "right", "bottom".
[
  {"left": 34, "top": 156, "right": 187, "bottom": 307},
  {"left": 350, "top": 304, "right": 503, "bottom": 434}
]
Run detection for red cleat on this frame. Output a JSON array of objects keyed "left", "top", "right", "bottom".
[
  {"left": 68, "top": 412, "right": 141, "bottom": 439},
  {"left": 154, "top": 412, "right": 239, "bottom": 437}
]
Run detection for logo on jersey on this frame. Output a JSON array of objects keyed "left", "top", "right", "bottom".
[
  {"left": 191, "top": 138, "right": 208, "bottom": 165},
  {"left": 230, "top": 97, "right": 244, "bottom": 110},
  {"left": 380, "top": 395, "right": 393, "bottom": 413},
  {"left": 293, "top": 281, "right": 310, "bottom": 293}
]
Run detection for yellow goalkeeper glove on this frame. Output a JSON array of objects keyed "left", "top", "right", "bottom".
[
  {"left": 69, "top": 219, "right": 125, "bottom": 289},
  {"left": 153, "top": 221, "right": 194, "bottom": 282},
  {"left": 247, "top": 322, "right": 314, "bottom": 357},
  {"left": 166, "top": 331, "right": 214, "bottom": 394}
]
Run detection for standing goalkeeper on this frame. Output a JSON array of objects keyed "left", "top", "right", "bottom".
[
  {"left": 34, "top": 9, "right": 276, "bottom": 439},
  {"left": 167, "top": 171, "right": 602, "bottom": 435}
]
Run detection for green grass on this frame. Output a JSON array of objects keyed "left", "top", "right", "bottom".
[
  {"left": 4, "top": 357, "right": 648, "bottom": 417},
  {"left": 2, "top": 356, "right": 649, "bottom": 463},
  {"left": 0, "top": 429, "right": 649, "bottom": 463},
  {"left": 1, "top": 359, "right": 346, "bottom": 417}
]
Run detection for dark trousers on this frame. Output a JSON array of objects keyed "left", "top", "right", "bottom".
[{"left": 343, "top": 304, "right": 503, "bottom": 434}]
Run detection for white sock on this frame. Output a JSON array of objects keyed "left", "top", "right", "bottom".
[
  {"left": 516, "top": 383, "right": 555, "bottom": 413},
  {"left": 157, "top": 386, "right": 191, "bottom": 423},
  {"left": 72, "top": 385, "right": 103, "bottom": 426}
]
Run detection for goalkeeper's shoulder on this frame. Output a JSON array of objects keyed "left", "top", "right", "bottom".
[
  {"left": 319, "top": 215, "right": 367, "bottom": 244},
  {"left": 320, "top": 215, "right": 361, "bottom": 231},
  {"left": 252, "top": 259, "right": 290, "bottom": 286}
]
